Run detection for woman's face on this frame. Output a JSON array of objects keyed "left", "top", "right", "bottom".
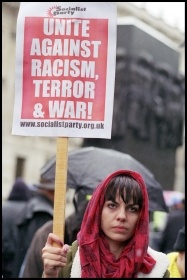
[{"left": 101, "top": 194, "right": 140, "bottom": 244}]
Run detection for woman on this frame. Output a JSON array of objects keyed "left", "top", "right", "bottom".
[{"left": 42, "top": 170, "right": 170, "bottom": 278}]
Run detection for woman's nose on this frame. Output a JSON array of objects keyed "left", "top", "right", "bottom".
[{"left": 116, "top": 207, "right": 127, "bottom": 220}]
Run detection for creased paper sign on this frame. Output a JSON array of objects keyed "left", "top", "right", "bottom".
[{"left": 12, "top": 2, "right": 117, "bottom": 138}]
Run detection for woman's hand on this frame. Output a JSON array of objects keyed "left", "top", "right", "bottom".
[{"left": 42, "top": 233, "right": 69, "bottom": 278}]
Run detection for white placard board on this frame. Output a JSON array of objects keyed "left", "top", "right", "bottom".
[{"left": 12, "top": 2, "right": 117, "bottom": 138}]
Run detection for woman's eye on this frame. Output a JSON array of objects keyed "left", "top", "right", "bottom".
[
  {"left": 107, "top": 203, "right": 116, "bottom": 209},
  {"left": 127, "top": 206, "right": 139, "bottom": 212}
]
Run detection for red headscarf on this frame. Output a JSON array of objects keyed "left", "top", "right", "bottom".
[{"left": 77, "top": 170, "right": 156, "bottom": 278}]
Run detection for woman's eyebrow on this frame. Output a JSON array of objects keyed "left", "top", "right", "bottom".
[
  {"left": 126, "top": 203, "right": 139, "bottom": 207},
  {"left": 106, "top": 198, "right": 118, "bottom": 204}
]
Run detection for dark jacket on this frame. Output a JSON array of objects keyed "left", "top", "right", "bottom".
[
  {"left": 21, "top": 220, "right": 53, "bottom": 278},
  {"left": 11, "top": 193, "right": 53, "bottom": 278},
  {"left": 159, "top": 209, "right": 185, "bottom": 254},
  {"left": 21, "top": 200, "right": 89, "bottom": 278},
  {"left": 2, "top": 201, "right": 28, "bottom": 278}
]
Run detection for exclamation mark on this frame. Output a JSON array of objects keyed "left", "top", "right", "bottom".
[{"left": 87, "top": 102, "right": 93, "bottom": 119}]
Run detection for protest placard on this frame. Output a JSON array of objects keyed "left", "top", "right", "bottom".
[
  {"left": 12, "top": 2, "right": 117, "bottom": 139},
  {"left": 12, "top": 2, "right": 117, "bottom": 241}
]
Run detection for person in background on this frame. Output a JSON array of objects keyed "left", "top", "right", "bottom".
[
  {"left": 6, "top": 158, "right": 56, "bottom": 278},
  {"left": 20, "top": 200, "right": 89, "bottom": 278},
  {"left": 7, "top": 177, "right": 33, "bottom": 201},
  {"left": 167, "top": 226, "right": 185, "bottom": 278},
  {"left": 42, "top": 170, "right": 170, "bottom": 278},
  {"left": 159, "top": 198, "right": 185, "bottom": 254},
  {"left": 19, "top": 220, "right": 53, "bottom": 278},
  {"left": 2, "top": 177, "right": 32, "bottom": 278}
]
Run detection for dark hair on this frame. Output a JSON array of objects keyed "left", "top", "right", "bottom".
[
  {"left": 104, "top": 175, "right": 143, "bottom": 208},
  {"left": 8, "top": 178, "right": 32, "bottom": 201},
  {"left": 173, "top": 226, "right": 185, "bottom": 252},
  {"left": 65, "top": 200, "right": 89, "bottom": 244}
]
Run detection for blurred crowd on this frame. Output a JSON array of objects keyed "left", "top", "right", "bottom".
[{"left": 2, "top": 158, "right": 185, "bottom": 278}]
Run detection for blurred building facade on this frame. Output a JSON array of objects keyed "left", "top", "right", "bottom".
[{"left": 2, "top": 2, "right": 185, "bottom": 199}]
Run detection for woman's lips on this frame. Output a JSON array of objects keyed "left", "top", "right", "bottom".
[{"left": 112, "top": 226, "right": 127, "bottom": 233}]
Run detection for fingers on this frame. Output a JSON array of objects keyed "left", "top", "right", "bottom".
[
  {"left": 45, "top": 233, "right": 64, "bottom": 247},
  {"left": 42, "top": 233, "right": 69, "bottom": 278},
  {"left": 63, "top": 244, "right": 69, "bottom": 253}
]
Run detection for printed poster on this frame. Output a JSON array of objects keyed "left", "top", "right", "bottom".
[{"left": 12, "top": 2, "right": 117, "bottom": 138}]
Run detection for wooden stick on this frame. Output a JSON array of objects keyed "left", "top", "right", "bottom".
[{"left": 53, "top": 137, "right": 68, "bottom": 244}]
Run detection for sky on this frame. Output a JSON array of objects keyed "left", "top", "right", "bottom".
[{"left": 130, "top": 2, "right": 185, "bottom": 33}]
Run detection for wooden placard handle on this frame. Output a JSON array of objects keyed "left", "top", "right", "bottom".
[{"left": 53, "top": 137, "right": 68, "bottom": 244}]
